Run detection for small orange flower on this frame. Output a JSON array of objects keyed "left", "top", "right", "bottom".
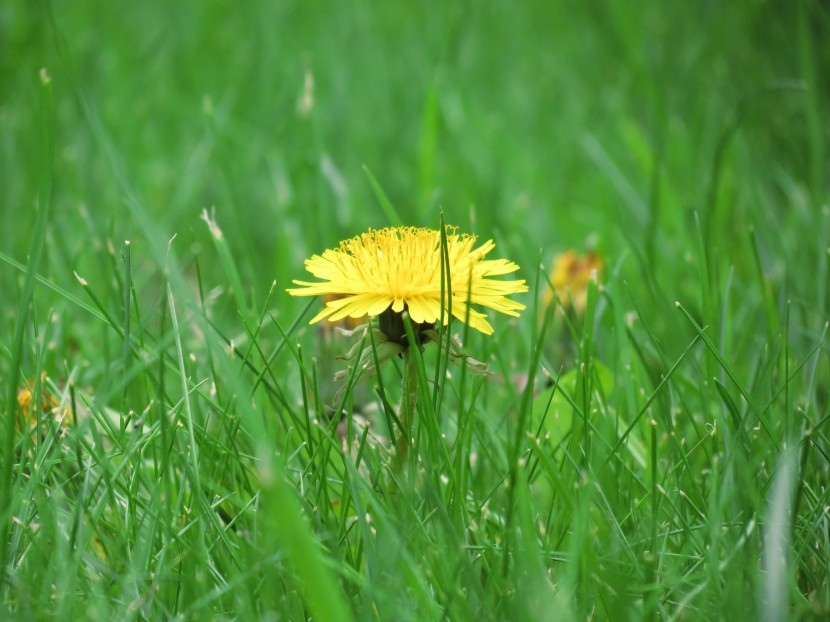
[
  {"left": 15, "top": 375, "right": 73, "bottom": 431},
  {"left": 545, "top": 250, "right": 603, "bottom": 314}
]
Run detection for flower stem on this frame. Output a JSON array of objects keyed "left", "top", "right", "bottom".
[{"left": 397, "top": 348, "right": 418, "bottom": 464}]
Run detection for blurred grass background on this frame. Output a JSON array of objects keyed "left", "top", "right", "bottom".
[
  {"left": 4, "top": 0, "right": 826, "bottom": 304},
  {"left": 2, "top": 0, "right": 829, "bottom": 620}
]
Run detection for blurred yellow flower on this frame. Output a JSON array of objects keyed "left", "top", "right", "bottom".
[
  {"left": 16, "top": 376, "right": 73, "bottom": 431},
  {"left": 545, "top": 250, "right": 602, "bottom": 313},
  {"left": 288, "top": 226, "right": 527, "bottom": 336}
]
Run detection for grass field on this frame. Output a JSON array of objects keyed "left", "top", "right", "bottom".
[{"left": 2, "top": 1, "right": 829, "bottom": 620}]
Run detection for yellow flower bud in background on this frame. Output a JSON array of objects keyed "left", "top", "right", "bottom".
[{"left": 545, "top": 250, "right": 603, "bottom": 314}]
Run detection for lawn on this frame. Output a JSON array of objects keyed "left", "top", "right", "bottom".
[{"left": 2, "top": 1, "right": 829, "bottom": 620}]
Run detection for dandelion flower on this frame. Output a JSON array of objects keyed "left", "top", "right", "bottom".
[
  {"left": 545, "top": 250, "right": 602, "bottom": 313},
  {"left": 15, "top": 375, "right": 73, "bottom": 431},
  {"left": 288, "top": 226, "right": 527, "bottom": 336}
]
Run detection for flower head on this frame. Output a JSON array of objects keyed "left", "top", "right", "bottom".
[
  {"left": 545, "top": 250, "right": 602, "bottom": 313},
  {"left": 288, "top": 226, "right": 527, "bottom": 335},
  {"left": 16, "top": 375, "right": 73, "bottom": 431}
]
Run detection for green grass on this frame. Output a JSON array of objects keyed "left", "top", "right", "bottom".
[{"left": 2, "top": 0, "right": 829, "bottom": 619}]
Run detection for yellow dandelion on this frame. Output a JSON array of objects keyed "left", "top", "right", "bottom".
[
  {"left": 16, "top": 376, "right": 73, "bottom": 431},
  {"left": 545, "top": 250, "right": 603, "bottom": 313},
  {"left": 288, "top": 226, "right": 527, "bottom": 336}
]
